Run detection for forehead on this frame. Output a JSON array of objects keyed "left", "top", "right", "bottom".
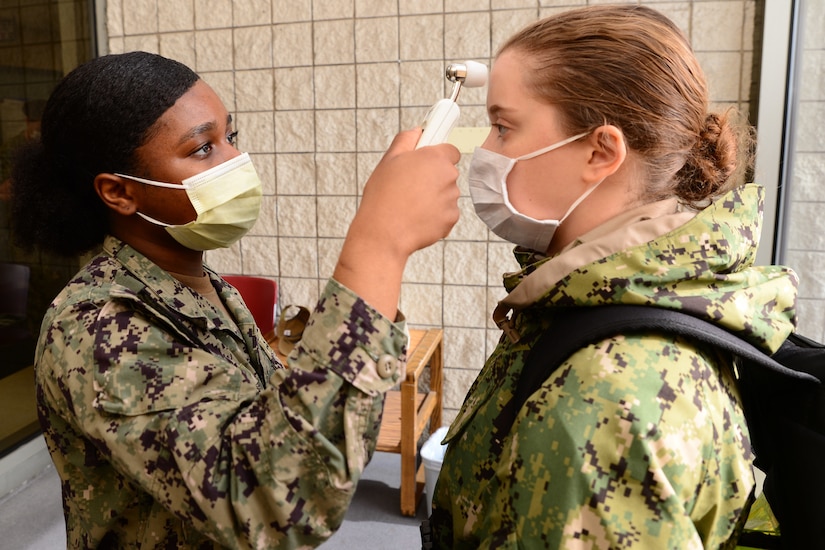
[
  {"left": 151, "top": 80, "right": 230, "bottom": 140},
  {"left": 487, "top": 50, "right": 545, "bottom": 114}
]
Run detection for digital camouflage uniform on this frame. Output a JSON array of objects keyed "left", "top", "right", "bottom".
[
  {"left": 430, "top": 184, "right": 797, "bottom": 549},
  {"left": 36, "top": 235, "right": 408, "bottom": 549}
]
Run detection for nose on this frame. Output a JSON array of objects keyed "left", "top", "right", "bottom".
[{"left": 480, "top": 127, "right": 497, "bottom": 150}]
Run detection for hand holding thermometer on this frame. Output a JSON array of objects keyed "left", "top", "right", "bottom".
[{"left": 416, "top": 60, "right": 488, "bottom": 149}]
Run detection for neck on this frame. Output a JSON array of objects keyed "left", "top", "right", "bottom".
[
  {"left": 547, "top": 165, "right": 644, "bottom": 256},
  {"left": 110, "top": 219, "right": 204, "bottom": 276}
]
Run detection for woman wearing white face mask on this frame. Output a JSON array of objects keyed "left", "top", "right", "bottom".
[
  {"left": 428, "top": 6, "right": 797, "bottom": 549},
  {"left": 10, "top": 51, "right": 460, "bottom": 549}
]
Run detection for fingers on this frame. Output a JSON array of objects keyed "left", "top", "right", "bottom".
[
  {"left": 381, "top": 128, "right": 422, "bottom": 161},
  {"left": 383, "top": 128, "right": 461, "bottom": 165}
]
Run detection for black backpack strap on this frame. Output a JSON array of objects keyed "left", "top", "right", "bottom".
[{"left": 494, "top": 305, "right": 818, "bottom": 439}]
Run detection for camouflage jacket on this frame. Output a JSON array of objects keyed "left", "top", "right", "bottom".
[
  {"left": 430, "top": 184, "right": 797, "bottom": 549},
  {"left": 35, "top": 236, "right": 407, "bottom": 549}
]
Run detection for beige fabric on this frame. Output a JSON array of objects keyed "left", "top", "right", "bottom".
[{"left": 498, "top": 199, "right": 696, "bottom": 311}]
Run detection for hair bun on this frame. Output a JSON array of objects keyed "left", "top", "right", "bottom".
[{"left": 675, "top": 112, "right": 742, "bottom": 206}]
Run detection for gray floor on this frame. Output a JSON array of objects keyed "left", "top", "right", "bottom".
[{"left": 0, "top": 451, "right": 425, "bottom": 549}]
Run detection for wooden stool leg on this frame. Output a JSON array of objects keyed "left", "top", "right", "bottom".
[{"left": 400, "top": 377, "right": 417, "bottom": 516}]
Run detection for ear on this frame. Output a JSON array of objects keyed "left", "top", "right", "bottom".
[
  {"left": 94, "top": 173, "right": 139, "bottom": 216},
  {"left": 582, "top": 125, "right": 627, "bottom": 184}
]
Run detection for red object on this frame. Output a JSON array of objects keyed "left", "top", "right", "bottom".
[{"left": 222, "top": 275, "right": 278, "bottom": 335}]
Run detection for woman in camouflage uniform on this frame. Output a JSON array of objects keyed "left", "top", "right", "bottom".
[
  {"left": 10, "top": 52, "right": 460, "bottom": 548},
  {"left": 429, "top": 6, "right": 796, "bottom": 549}
]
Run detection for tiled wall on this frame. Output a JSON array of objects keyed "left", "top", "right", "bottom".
[
  {"left": 106, "top": 0, "right": 759, "bottom": 424},
  {"left": 785, "top": 0, "right": 825, "bottom": 340}
]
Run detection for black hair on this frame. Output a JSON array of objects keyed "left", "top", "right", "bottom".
[{"left": 10, "top": 51, "right": 200, "bottom": 256}]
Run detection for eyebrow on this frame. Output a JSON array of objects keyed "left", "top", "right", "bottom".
[
  {"left": 177, "top": 114, "right": 233, "bottom": 146},
  {"left": 487, "top": 104, "right": 514, "bottom": 118}
]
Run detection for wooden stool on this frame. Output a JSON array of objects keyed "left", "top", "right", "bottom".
[{"left": 376, "top": 328, "right": 444, "bottom": 516}]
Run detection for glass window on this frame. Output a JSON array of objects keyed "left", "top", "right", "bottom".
[
  {"left": 0, "top": 0, "right": 94, "bottom": 458},
  {"left": 782, "top": 0, "right": 825, "bottom": 338}
]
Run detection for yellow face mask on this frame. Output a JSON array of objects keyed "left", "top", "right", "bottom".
[{"left": 117, "top": 152, "right": 262, "bottom": 251}]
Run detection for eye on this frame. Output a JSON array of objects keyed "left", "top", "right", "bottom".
[
  {"left": 227, "top": 131, "right": 239, "bottom": 147},
  {"left": 494, "top": 123, "right": 509, "bottom": 137},
  {"left": 195, "top": 142, "right": 213, "bottom": 156}
]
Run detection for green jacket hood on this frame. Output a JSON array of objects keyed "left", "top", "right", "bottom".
[{"left": 496, "top": 184, "right": 797, "bottom": 353}]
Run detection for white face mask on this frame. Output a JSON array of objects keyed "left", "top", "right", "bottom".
[
  {"left": 468, "top": 132, "right": 604, "bottom": 253},
  {"left": 116, "top": 152, "right": 262, "bottom": 251}
]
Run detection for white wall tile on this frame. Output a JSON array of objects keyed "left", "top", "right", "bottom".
[
  {"left": 106, "top": 0, "right": 124, "bottom": 37},
  {"left": 315, "top": 110, "right": 357, "bottom": 152},
  {"left": 278, "top": 196, "right": 317, "bottom": 237},
  {"left": 315, "top": 65, "right": 356, "bottom": 109},
  {"left": 356, "top": 63, "right": 400, "bottom": 108},
  {"left": 492, "top": 9, "right": 538, "bottom": 52},
  {"left": 273, "top": 22, "right": 313, "bottom": 67},
  {"left": 123, "top": 0, "right": 157, "bottom": 35},
  {"left": 693, "top": 1, "right": 744, "bottom": 52},
  {"left": 275, "top": 110, "right": 315, "bottom": 152},
  {"left": 274, "top": 67, "right": 314, "bottom": 110},
  {"left": 123, "top": 34, "right": 159, "bottom": 54},
  {"left": 234, "top": 26, "right": 273, "bottom": 69},
  {"left": 697, "top": 51, "right": 743, "bottom": 103},
  {"left": 194, "top": 0, "right": 232, "bottom": 30},
  {"left": 313, "top": 0, "right": 354, "bottom": 20},
  {"left": 399, "top": 283, "right": 443, "bottom": 325},
  {"left": 356, "top": 0, "right": 398, "bottom": 18},
  {"left": 160, "top": 33, "right": 196, "bottom": 68},
  {"left": 195, "top": 29, "right": 234, "bottom": 71},
  {"left": 275, "top": 153, "right": 315, "bottom": 195},
  {"left": 199, "top": 71, "right": 236, "bottom": 110},
  {"left": 356, "top": 108, "right": 400, "bottom": 152},
  {"left": 278, "top": 277, "right": 320, "bottom": 310},
  {"left": 797, "top": 102, "right": 825, "bottom": 152},
  {"left": 443, "top": 285, "right": 487, "bottom": 328},
  {"left": 251, "top": 153, "right": 276, "bottom": 195},
  {"left": 399, "top": 0, "right": 443, "bottom": 15},
  {"left": 444, "top": 12, "right": 491, "bottom": 61},
  {"left": 251, "top": 196, "right": 279, "bottom": 237},
  {"left": 444, "top": 242, "right": 487, "bottom": 285},
  {"left": 278, "top": 237, "right": 319, "bottom": 276},
  {"left": 314, "top": 19, "right": 355, "bottom": 65},
  {"left": 405, "top": 242, "right": 445, "bottom": 284},
  {"left": 317, "top": 196, "right": 357, "bottom": 238},
  {"left": 355, "top": 17, "right": 398, "bottom": 62},
  {"left": 240, "top": 235, "right": 280, "bottom": 275},
  {"left": 399, "top": 60, "right": 444, "bottom": 106},
  {"left": 236, "top": 111, "right": 275, "bottom": 153},
  {"left": 205, "top": 241, "right": 243, "bottom": 274},
  {"left": 316, "top": 153, "right": 357, "bottom": 195},
  {"left": 792, "top": 153, "right": 825, "bottom": 203},
  {"left": 399, "top": 15, "right": 444, "bottom": 61},
  {"left": 234, "top": 0, "right": 272, "bottom": 27},
  {"left": 159, "top": 0, "right": 194, "bottom": 32},
  {"left": 317, "top": 238, "right": 345, "bottom": 279},
  {"left": 235, "top": 70, "right": 275, "bottom": 112}
]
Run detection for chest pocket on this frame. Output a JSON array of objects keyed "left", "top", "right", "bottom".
[{"left": 92, "top": 300, "right": 259, "bottom": 416}]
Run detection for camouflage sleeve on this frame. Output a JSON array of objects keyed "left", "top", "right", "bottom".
[
  {"left": 42, "top": 277, "right": 406, "bottom": 548},
  {"left": 483, "top": 335, "right": 752, "bottom": 549}
]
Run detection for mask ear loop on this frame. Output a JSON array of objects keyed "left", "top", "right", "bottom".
[
  {"left": 557, "top": 177, "right": 606, "bottom": 225},
  {"left": 114, "top": 173, "right": 191, "bottom": 189},
  {"left": 515, "top": 132, "right": 589, "bottom": 162},
  {"left": 558, "top": 127, "right": 626, "bottom": 224},
  {"left": 134, "top": 211, "right": 174, "bottom": 227}
]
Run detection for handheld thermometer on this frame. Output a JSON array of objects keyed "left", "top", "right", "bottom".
[{"left": 416, "top": 60, "right": 488, "bottom": 149}]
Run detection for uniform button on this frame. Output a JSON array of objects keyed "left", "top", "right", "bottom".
[{"left": 376, "top": 355, "right": 397, "bottom": 379}]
